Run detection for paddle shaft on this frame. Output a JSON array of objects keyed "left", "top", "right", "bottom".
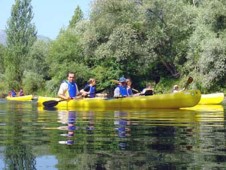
[{"left": 184, "top": 77, "right": 193, "bottom": 90}]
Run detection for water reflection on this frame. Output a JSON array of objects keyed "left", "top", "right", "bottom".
[
  {"left": 0, "top": 100, "right": 225, "bottom": 169},
  {"left": 114, "top": 111, "right": 131, "bottom": 150},
  {"left": 53, "top": 107, "right": 226, "bottom": 169},
  {"left": 2, "top": 101, "right": 36, "bottom": 170},
  {"left": 58, "top": 110, "right": 76, "bottom": 145}
]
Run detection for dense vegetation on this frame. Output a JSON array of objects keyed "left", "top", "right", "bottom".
[{"left": 0, "top": 0, "right": 226, "bottom": 97}]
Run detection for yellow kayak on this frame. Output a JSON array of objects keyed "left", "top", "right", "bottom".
[
  {"left": 37, "top": 90, "right": 201, "bottom": 109},
  {"left": 198, "top": 93, "right": 224, "bottom": 105},
  {"left": 181, "top": 104, "right": 224, "bottom": 112},
  {"left": 6, "top": 95, "right": 33, "bottom": 101}
]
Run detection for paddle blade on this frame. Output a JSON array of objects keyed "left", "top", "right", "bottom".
[
  {"left": 43, "top": 100, "right": 59, "bottom": 108},
  {"left": 184, "top": 77, "right": 193, "bottom": 89}
]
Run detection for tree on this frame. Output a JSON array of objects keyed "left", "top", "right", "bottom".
[
  {"left": 85, "top": 0, "right": 149, "bottom": 82},
  {"left": 69, "top": 6, "right": 84, "bottom": 28},
  {"left": 186, "top": 0, "right": 226, "bottom": 91},
  {"left": 26, "top": 40, "right": 50, "bottom": 80},
  {"left": 4, "top": 0, "right": 37, "bottom": 89},
  {"left": 0, "top": 44, "right": 6, "bottom": 74}
]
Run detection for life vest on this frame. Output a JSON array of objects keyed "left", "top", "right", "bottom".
[
  {"left": 11, "top": 90, "right": 17, "bottom": 97},
  {"left": 127, "top": 88, "right": 133, "bottom": 96},
  {"left": 19, "top": 90, "right": 24, "bottom": 96},
  {"left": 119, "top": 85, "right": 128, "bottom": 96},
  {"left": 89, "top": 85, "right": 96, "bottom": 98},
  {"left": 65, "top": 81, "right": 77, "bottom": 98}
]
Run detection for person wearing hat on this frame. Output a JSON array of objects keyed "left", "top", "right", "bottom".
[{"left": 114, "top": 77, "right": 129, "bottom": 97}]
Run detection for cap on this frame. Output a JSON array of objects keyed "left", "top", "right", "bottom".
[{"left": 119, "top": 77, "right": 126, "bottom": 83}]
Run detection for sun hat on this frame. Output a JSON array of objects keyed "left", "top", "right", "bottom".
[{"left": 119, "top": 77, "right": 126, "bottom": 83}]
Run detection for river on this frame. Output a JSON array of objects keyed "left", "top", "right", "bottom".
[{"left": 0, "top": 99, "right": 225, "bottom": 169}]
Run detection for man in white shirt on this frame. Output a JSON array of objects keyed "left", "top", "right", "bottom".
[{"left": 58, "top": 72, "right": 79, "bottom": 100}]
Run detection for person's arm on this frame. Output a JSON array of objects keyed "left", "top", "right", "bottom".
[
  {"left": 127, "top": 88, "right": 133, "bottom": 96},
  {"left": 140, "top": 89, "right": 146, "bottom": 95},
  {"left": 114, "top": 87, "right": 121, "bottom": 97},
  {"left": 80, "top": 85, "right": 90, "bottom": 96},
  {"left": 58, "top": 83, "right": 70, "bottom": 100}
]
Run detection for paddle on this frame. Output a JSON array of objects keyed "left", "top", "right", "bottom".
[
  {"left": 184, "top": 76, "right": 193, "bottom": 90},
  {"left": 43, "top": 99, "right": 68, "bottom": 108}
]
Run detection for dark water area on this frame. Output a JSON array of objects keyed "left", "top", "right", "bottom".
[{"left": 0, "top": 99, "right": 226, "bottom": 170}]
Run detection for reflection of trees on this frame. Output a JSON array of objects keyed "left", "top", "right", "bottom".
[
  {"left": 4, "top": 103, "right": 36, "bottom": 170},
  {"left": 5, "top": 145, "right": 36, "bottom": 170},
  {"left": 50, "top": 109, "right": 226, "bottom": 169}
]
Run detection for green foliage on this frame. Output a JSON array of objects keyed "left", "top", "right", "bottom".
[
  {"left": 22, "top": 71, "right": 44, "bottom": 94},
  {"left": 1, "top": 0, "right": 225, "bottom": 94},
  {"left": 46, "top": 28, "right": 96, "bottom": 91},
  {"left": 0, "top": 45, "right": 6, "bottom": 74},
  {"left": 47, "top": 29, "right": 83, "bottom": 75},
  {"left": 185, "top": 0, "right": 226, "bottom": 92},
  {"left": 27, "top": 40, "right": 50, "bottom": 80},
  {"left": 5, "top": 0, "right": 37, "bottom": 89},
  {"left": 69, "top": 6, "right": 84, "bottom": 28}
]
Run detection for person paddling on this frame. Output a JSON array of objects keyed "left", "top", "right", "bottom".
[
  {"left": 172, "top": 85, "right": 184, "bottom": 93},
  {"left": 114, "top": 77, "right": 129, "bottom": 98},
  {"left": 140, "top": 83, "right": 154, "bottom": 96},
  {"left": 80, "top": 78, "right": 96, "bottom": 98},
  {"left": 126, "top": 78, "right": 133, "bottom": 96},
  {"left": 18, "top": 88, "right": 24, "bottom": 96},
  {"left": 58, "top": 72, "right": 80, "bottom": 100},
  {"left": 10, "top": 89, "right": 17, "bottom": 97}
]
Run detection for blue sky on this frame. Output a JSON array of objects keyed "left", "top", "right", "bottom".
[{"left": 0, "top": 0, "right": 92, "bottom": 39}]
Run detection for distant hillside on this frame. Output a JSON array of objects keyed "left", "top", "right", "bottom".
[{"left": 0, "top": 29, "right": 51, "bottom": 46}]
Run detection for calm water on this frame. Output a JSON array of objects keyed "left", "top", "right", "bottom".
[{"left": 0, "top": 99, "right": 225, "bottom": 170}]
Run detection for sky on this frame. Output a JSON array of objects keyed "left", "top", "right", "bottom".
[{"left": 0, "top": 0, "right": 92, "bottom": 40}]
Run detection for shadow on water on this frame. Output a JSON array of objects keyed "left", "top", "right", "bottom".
[{"left": 0, "top": 99, "right": 226, "bottom": 169}]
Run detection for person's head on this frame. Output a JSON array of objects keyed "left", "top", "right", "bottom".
[
  {"left": 119, "top": 77, "right": 127, "bottom": 86},
  {"left": 173, "top": 85, "right": 179, "bottom": 90},
  {"left": 146, "top": 83, "right": 152, "bottom": 89},
  {"left": 67, "top": 72, "right": 75, "bottom": 83},
  {"left": 126, "top": 78, "right": 132, "bottom": 86},
  {"left": 88, "top": 78, "right": 96, "bottom": 85}
]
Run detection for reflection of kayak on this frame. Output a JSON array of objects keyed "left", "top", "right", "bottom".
[
  {"left": 37, "top": 90, "right": 201, "bottom": 109},
  {"left": 180, "top": 105, "right": 224, "bottom": 112},
  {"left": 116, "top": 109, "right": 224, "bottom": 127},
  {"left": 6, "top": 95, "right": 33, "bottom": 101},
  {"left": 198, "top": 93, "right": 224, "bottom": 105}
]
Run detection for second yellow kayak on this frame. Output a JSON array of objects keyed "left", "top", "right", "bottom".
[{"left": 198, "top": 93, "right": 224, "bottom": 105}]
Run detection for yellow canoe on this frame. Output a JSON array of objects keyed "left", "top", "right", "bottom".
[
  {"left": 198, "top": 93, "right": 224, "bottom": 105},
  {"left": 37, "top": 90, "right": 201, "bottom": 109},
  {"left": 181, "top": 104, "right": 224, "bottom": 112},
  {"left": 6, "top": 95, "right": 33, "bottom": 101}
]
